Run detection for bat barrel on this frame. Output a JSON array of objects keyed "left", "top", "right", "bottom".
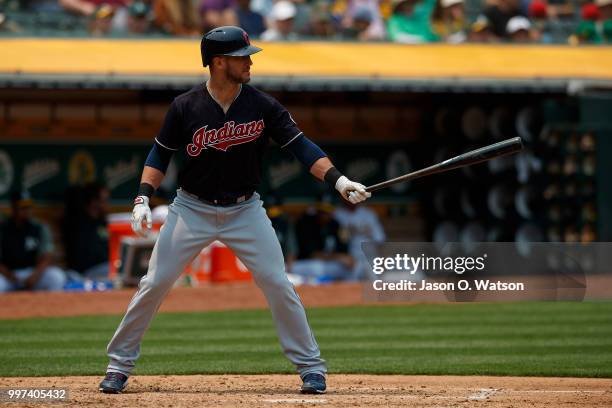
[
  {"left": 440, "top": 137, "right": 523, "bottom": 170},
  {"left": 365, "top": 137, "right": 523, "bottom": 193}
]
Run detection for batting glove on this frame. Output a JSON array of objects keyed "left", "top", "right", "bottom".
[
  {"left": 335, "top": 176, "right": 372, "bottom": 204},
  {"left": 132, "top": 195, "right": 152, "bottom": 237}
]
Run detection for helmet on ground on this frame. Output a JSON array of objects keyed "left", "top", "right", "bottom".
[{"left": 201, "top": 26, "right": 262, "bottom": 67}]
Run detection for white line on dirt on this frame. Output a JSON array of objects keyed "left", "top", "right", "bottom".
[
  {"left": 262, "top": 399, "right": 327, "bottom": 404},
  {"left": 504, "top": 390, "right": 607, "bottom": 394},
  {"left": 468, "top": 388, "right": 499, "bottom": 401}
]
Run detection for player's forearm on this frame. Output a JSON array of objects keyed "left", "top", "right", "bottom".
[
  {"left": 309, "top": 157, "right": 334, "bottom": 181},
  {"left": 310, "top": 157, "right": 344, "bottom": 192},
  {"left": 140, "top": 166, "right": 165, "bottom": 192},
  {"left": 131, "top": 166, "right": 159, "bottom": 236},
  {"left": 310, "top": 157, "right": 371, "bottom": 203}
]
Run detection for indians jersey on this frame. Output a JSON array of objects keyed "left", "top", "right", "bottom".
[{"left": 155, "top": 84, "right": 302, "bottom": 198}]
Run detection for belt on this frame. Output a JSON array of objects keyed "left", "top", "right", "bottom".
[{"left": 197, "top": 192, "right": 253, "bottom": 206}]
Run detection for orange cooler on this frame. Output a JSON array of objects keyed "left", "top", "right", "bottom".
[
  {"left": 208, "top": 242, "right": 252, "bottom": 283},
  {"left": 107, "top": 215, "right": 162, "bottom": 278},
  {"left": 108, "top": 213, "right": 250, "bottom": 283}
]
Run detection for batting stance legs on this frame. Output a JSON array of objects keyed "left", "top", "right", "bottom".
[{"left": 105, "top": 190, "right": 326, "bottom": 378}]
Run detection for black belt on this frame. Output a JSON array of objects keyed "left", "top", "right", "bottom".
[{"left": 198, "top": 192, "right": 253, "bottom": 206}]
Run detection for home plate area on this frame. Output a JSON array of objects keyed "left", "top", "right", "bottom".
[{"left": 1, "top": 374, "right": 610, "bottom": 408}]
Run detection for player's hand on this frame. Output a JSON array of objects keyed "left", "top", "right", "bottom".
[
  {"left": 132, "top": 195, "right": 152, "bottom": 237},
  {"left": 335, "top": 176, "right": 371, "bottom": 204}
]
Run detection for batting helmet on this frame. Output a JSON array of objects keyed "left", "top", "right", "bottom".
[{"left": 201, "top": 26, "right": 262, "bottom": 67}]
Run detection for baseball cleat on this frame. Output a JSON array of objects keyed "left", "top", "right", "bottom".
[
  {"left": 300, "top": 373, "right": 326, "bottom": 394},
  {"left": 99, "top": 372, "right": 128, "bottom": 394}
]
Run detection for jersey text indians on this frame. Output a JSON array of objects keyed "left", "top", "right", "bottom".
[{"left": 187, "top": 120, "right": 265, "bottom": 155}]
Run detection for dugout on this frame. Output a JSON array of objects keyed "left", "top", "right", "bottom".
[{"left": 1, "top": 40, "right": 612, "bottom": 256}]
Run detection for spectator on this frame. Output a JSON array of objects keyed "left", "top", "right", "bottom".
[
  {"left": 11, "top": 1, "right": 85, "bottom": 34},
  {"left": 252, "top": 0, "right": 309, "bottom": 32},
  {"left": 308, "top": 8, "right": 339, "bottom": 38},
  {"left": 572, "top": 0, "right": 612, "bottom": 43},
  {"left": 233, "top": 0, "right": 265, "bottom": 37},
  {"left": 432, "top": 0, "right": 467, "bottom": 43},
  {"left": 334, "top": 201, "right": 385, "bottom": 281},
  {"left": 342, "top": 6, "right": 376, "bottom": 40},
  {"left": 528, "top": 0, "right": 548, "bottom": 41},
  {"left": 295, "top": 0, "right": 315, "bottom": 34},
  {"left": 540, "top": 0, "right": 575, "bottom": 20},
  {"left": 199, "top": 0, "right": 238, "bottom": 33},
  {"left": 528, "top": 0, "right": 547, "bottom": 19},
  {"left": 261, "top": 0, "right": 299, "bottom": 40},
  {"left": 153, "top": 0, "right": 200, "bottom": 36},
  {"left": 599, "top": 0, "right": 612, "bottom": 22},
  {"left": 128, "top": 1, "right": 153, "bottom": 33},
  {"left": 386, "top": 0, "right": 439, "bottom": 43},
  {"left": 59, "top": 0, "right": 127, "bottom": 17},
  {"left": 467, "top": 14, "right": 496, "bottom": 42},
  {"left": 582, "top": 2, "right": 601, "bottom": 21},
  {"left": 340, "top": 0, "right": 386, "bottom": 40},
  {"left": 0, "top": 10, "right": 21, "bottom": 33},
  {"left": 480, "top": 0, "right": 525, "bottom": 39},
  {"left": 528, "top": 0, "right": 565, "bottom": 43},
  {"left": 291, "top": 194, "right": 354, "bottom": 282},
  {"left": 112, "top": 0, "right": 153, "bottom": 34},
  {"left": 0, "top": 191, "right": 66, "bottom": 293},
  {"left": 250, "top": 0, "right": 273, "bottom": 24},
  {"left": 379, "top": 0, "right": 394, "bottom": 20},
  {"left": 63, "top": 183, "right": 110, "bottom": 280},
  {"left": 88, "top": 3, "right": 116, "bottom": 35},
  {"left": 506, "top": 15, "right": 534, "bottom": 41},
  {"left": 22, "top": 0, "right": 65, "bottom": 12}
]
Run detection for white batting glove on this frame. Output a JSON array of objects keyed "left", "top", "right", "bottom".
[
  {"left": 335, "top": 176, "right": 372, "bottom": 204},
  {"left": 132, "top": 195, "right": 152, "bottom": 237}
]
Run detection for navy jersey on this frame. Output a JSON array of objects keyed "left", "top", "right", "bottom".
[
  {"left": 155, "top": 84, "right": 302, "bottom": 199},
  {"left": 0, "top": 218, "right": 53, "bottom": 270}
]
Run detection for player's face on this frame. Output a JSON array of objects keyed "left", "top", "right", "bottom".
[{"left": 224, "top": 56, "right": 253, "bottom": 84}]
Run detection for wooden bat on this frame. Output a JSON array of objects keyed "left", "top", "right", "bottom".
[{"left": 366, "top": 137, "right": 524, "bottom": 193}]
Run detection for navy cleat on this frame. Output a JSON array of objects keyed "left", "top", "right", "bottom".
[
  {"left": 300, "top": 373, "right": 326, "bottom": 394},
  {"left": 99, "top": 372, "right": 128, "bottom": 394}
]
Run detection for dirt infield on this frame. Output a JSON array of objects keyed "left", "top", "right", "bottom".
[
  {"left": 0, "top": 282, "right": 364, "bottom": 319},
  {"left": 1, "top": 375, "right": 611, "bottom": 407}
]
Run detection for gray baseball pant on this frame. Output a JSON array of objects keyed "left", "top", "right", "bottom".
[{"left": 106, "top": 189, "right": 327, "bottom": 378}]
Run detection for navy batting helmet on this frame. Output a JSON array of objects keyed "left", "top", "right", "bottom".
[{"left": 201, "top": 26, "right": 262, "bottom": 67}]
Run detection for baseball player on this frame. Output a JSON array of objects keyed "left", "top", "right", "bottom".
[{"left": 99, "top": 25, "right": 371, "bottom": 395}]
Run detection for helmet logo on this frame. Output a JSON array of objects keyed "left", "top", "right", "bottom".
[{"left": 242, "top": 31, "right": 250, "bottom": 45}]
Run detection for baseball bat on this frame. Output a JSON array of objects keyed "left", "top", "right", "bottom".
[{"left": 366, "top": 137, "right": 524, "bottom": 193}]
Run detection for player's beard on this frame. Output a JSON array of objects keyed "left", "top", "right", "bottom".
[{"left": 225, "top": 65, "right": 250, "bottom": 84}]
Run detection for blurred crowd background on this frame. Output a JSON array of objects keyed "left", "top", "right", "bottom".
[{"left": 1, "top": 0, "right": 611, "bottom": 43}]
